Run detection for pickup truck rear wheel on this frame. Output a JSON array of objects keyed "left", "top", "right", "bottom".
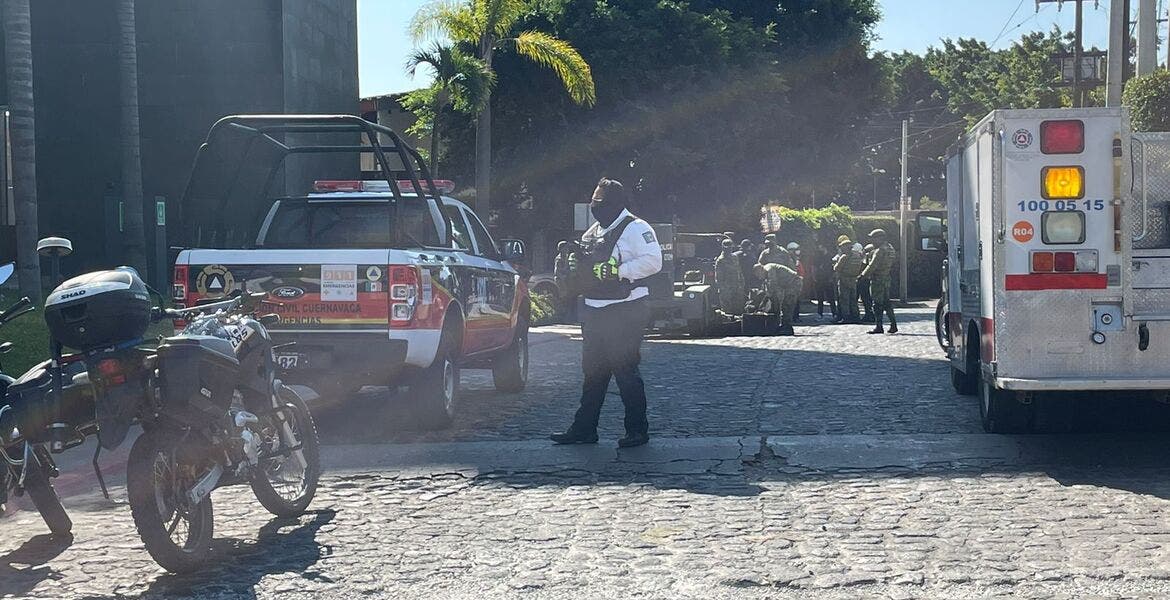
[
  {"left": 412, "top": 348, "right": 459, "bottom": 430},
  {"left": 492, "top": 328, "right": 529, "bottom": 393}
]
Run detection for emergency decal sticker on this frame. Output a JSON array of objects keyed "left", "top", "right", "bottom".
[
  {"left": 366, "top": 266, "right": 383, "bottom": 281},
  {"left": 1012, "top": 129, "right": 1033, "bottom": 150},
  {"left": 320, "top": 265, "right": 358, "bottom": 302},
  {"left": 196, "top": 265, "right": 234, "bottom": 297},
  {"left": 642, "top": 231, "right": 656, "bottom": 244},
  {"left": 421, "top": 268, "right": 434, "bottom": 304},
  {"left": 1012, "top": 221, "right": 1035, "bottom": 243}
]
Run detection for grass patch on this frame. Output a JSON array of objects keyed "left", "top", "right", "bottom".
[
  {"left": 0, "top": 292, "right": 52, "bottom": 376},
  {"left": 0, "top": 292, "right": 175, "bottom": 377}
]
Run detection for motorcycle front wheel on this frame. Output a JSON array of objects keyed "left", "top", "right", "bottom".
[
  {"left": 250, "top": 387, "right": 320, "bottom": 517},
  {"left": 126, "top": 431, "right": 215, "bottom": 574}
]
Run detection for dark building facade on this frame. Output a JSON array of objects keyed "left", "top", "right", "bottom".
[{"left": 0, "top": 0, "right": 358, "bottom": 282}]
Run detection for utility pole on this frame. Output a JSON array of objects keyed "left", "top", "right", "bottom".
[
  {"left": 1074, "top": 0, "right": 1084, "bottom": 107},
  {"left": 899, "top": 119, "right": 909, "bottom": 303},
  {"left": 1039, "top": 0, "right": 1090, "bottom": 107},
  {"left": 1138, "top": 0, "right": 1157, "bottom": 75},
  {"left": 1108, "top": 0, "right": 1127, "bottom": 105}
]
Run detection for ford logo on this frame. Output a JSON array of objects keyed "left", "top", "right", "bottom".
[{"left": 271, "top": 286, "right": 305, "bottom": 299}]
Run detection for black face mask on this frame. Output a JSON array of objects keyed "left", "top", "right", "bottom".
[{"left": 590, "top": 201, "right": 624, "bottom": 227}]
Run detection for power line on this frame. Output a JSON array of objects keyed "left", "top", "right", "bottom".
[
  {"left": 991, "top": 0, "right": 1030, "bottom": 47},
  {"left": 861, "top": 120, "right": 967, "bottom": 151}
]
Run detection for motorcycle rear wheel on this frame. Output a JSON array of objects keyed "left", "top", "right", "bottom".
[
  {"left": 250, "top": 387, "right": 320, "bottom": 517},
  {"left": 127, "top": 431, "right": 215, "bottom": 574}
]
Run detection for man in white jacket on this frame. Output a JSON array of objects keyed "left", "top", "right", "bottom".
[{"left": 551, "top": 178, "right": 663, "bottom": 448}]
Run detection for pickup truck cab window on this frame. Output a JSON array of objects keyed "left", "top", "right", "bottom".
[
  {"left": 257, "top": 196, "right": 443, "bottom": 249},
  {"left": 463, "top": 207, "right": 500, "bottom": 259},
  {"left": 442, "top": 204, "right": 473, "bottom": 251}
]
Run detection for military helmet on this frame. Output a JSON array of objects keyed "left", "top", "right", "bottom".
[
  {"left": 853, "top": 242, "right": 864, "bottom": 253},
  {"left": 837, "top": 235, "right": 852, "bottom": 247},
  {"left": 557, "top": 240, "right": 568, "bottom": 250},
  {"left": 869, "top": 228, "right": 888, "bottom": 239},
  {"left": 721, "top": 238, "right": 735, "bottom": 249},
  {"left": 764, "top": 233, "right": 777, "bottom": 243},
  {"left": 864, "top": 243, "right": 875, "bottom": 253},
  {"left": 740, "top": 239, "right": 753, "bottom": 248},
  {"left": 786, "top": 242, "right": 800, "bottom": 251}
]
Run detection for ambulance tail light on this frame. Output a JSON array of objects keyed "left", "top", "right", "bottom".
[
  {"left": 1031, "top": 252, "right": 1054, "bottom": 272},
  {"left": 389, "top": 266, "right": 419, "bottom": 328},
  {"left": 1041, "top": 120, "right": 1085, "bottom": 154},
  {"left": 1031, "top": 250, "right": 1099, "bottom": 274}
]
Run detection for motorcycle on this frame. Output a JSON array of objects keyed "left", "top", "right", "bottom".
[
  {"left": 42, "top": 268, "right": 321, "bottom": 573},
  {"left": 0, "top": 262, "right": 79, "bottom": 537}
]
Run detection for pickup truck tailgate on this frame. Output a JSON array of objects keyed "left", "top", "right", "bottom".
[{"left": 181, "top": 250, "right": 390, "bottom": 332}]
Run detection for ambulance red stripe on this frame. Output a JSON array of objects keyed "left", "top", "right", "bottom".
[{"left": 1004, "top": 273, "right": 1108, "bottom": 291}]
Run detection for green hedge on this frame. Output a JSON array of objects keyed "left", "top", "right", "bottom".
[{"left": 775, "top": 204, "right": 855, "bottom": 252}]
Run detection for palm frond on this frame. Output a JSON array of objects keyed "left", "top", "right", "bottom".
[
  {"left": 410, "top": 0, "right": 479, "bottom": 42},
  {"left": 507, "top": 30, "right": 596, "bottom": 107},
  {"left": 480, "top": 0, "right": 527, "bottom": 40}
]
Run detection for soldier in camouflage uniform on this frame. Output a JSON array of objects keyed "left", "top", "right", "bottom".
[
  {"left": 833, "top": 235, "right": 864, "bottom": 324},
  {"left": 714, "top": 238, "right": 745, "bottom": 315},
  {"left": 754, "top": 262, "right": 803, "bottom": 336},
  {"left": 858, "top": 243, "right": 876, "bottom": 323},
  {"left": 862, "top": 228, "right": 898, "bottom": 334},
  {"left": 758, "top": 233, "right": 795, "bottom": 268}
]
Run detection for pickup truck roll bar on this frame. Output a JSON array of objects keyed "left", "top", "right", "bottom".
[{"left": 178, "top": 114, "right": 452, "bottom": 249}]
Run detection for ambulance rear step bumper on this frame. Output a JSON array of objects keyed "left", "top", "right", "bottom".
[{"left": 997, "top": 377, "right": 1170, "bottom": 391}]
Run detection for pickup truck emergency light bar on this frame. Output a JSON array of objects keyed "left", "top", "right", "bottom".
[
  {"left": 313, "top": 180, "right": 457, "bottom": 195},
  {"left": 179, "top": 114, "right": 453, "bottom": 249}
]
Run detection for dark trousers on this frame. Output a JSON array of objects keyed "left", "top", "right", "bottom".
[{"left": 572, "top": 299, "right": 650, "bottom": 436}]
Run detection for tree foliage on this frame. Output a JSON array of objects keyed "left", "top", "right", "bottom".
[
  {"left": 433, "top": 0, "right": 883, "bottom": 236},
  {"left": 1124, "top": 70, "right": 1170, "bottom": 132}
]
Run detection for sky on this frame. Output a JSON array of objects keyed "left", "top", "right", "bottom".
[{"left": 359, "top": 0, "right": 1125, "bottom": 97}]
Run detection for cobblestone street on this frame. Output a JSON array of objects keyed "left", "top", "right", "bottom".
[{"left": 8, "top": 307, "right": 1170, "bottom": 599}]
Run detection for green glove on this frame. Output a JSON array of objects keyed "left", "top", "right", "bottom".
[{"left": 593, "top": 257, "right": 619, "bottom": 281}]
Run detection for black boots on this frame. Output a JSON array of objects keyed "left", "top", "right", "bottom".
[
  {"left": 549, "top": 430, "right": 599, "bottom": 445},
  {"left": 618, "top": 432, "right": 650, "bottom": 448}
]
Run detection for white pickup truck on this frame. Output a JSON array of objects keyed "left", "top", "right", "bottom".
[{"left": 172, "top": 116, "right": 530, "bottom": 429}]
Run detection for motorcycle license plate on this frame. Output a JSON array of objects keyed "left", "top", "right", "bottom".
[{"left": 276, "top": 354, "right": 308, "bottom": 370}]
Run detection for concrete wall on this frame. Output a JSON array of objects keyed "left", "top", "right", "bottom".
[
  {"left": 0, "top": 0, "right": 359, "bottom": 274},
  {"left": 281, "top": 0, "right": 359, "bottom": 196},
  {"left": 30, "top": 0, "right": 121, "bottom": 274}
]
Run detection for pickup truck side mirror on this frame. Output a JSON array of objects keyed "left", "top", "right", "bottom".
[{"left": 500, "top": 239, "right": 527, "bottom": 263}]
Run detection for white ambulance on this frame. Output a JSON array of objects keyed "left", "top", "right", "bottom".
[{"left": 928, "top": 107, "right": 1170, "bottom": 432}]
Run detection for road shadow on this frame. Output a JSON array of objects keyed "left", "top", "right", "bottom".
[
  {"left": 0, "top": 533, "right": 72, "bottom": 598},
  {"left": 123, "top": 509, "right": 336, "bottom": 600}
]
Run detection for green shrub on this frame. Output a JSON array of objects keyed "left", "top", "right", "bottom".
[
  {"left": 774, "top": 203, "right": 855, "bottom": 252},
  {"left": 530, "top": 291, "right": 557, "bottom": 326},
  {"left": 1124, "top": 70, "right": 1170, "bottom": 132}
]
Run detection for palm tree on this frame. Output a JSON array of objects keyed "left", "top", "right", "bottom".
[
  {"left": 117, "top": 0, "right": 146, "bottom": 274},
  {"left": 405, "top": 42, "right": 494, "bottom": 179},
  {"left": 412, "top": 0, "right": 595, "bottom": 211},
  {"left": 2, "top": 0, "right": 41, "bottom": 300}
]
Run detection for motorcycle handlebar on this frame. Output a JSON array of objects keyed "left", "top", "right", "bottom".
[
  {"left": 0, "top": 297, "right": 34, "bottom": 326},
  {"left": 154, "top": 292, "right": 273, "bottom": 322}
]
